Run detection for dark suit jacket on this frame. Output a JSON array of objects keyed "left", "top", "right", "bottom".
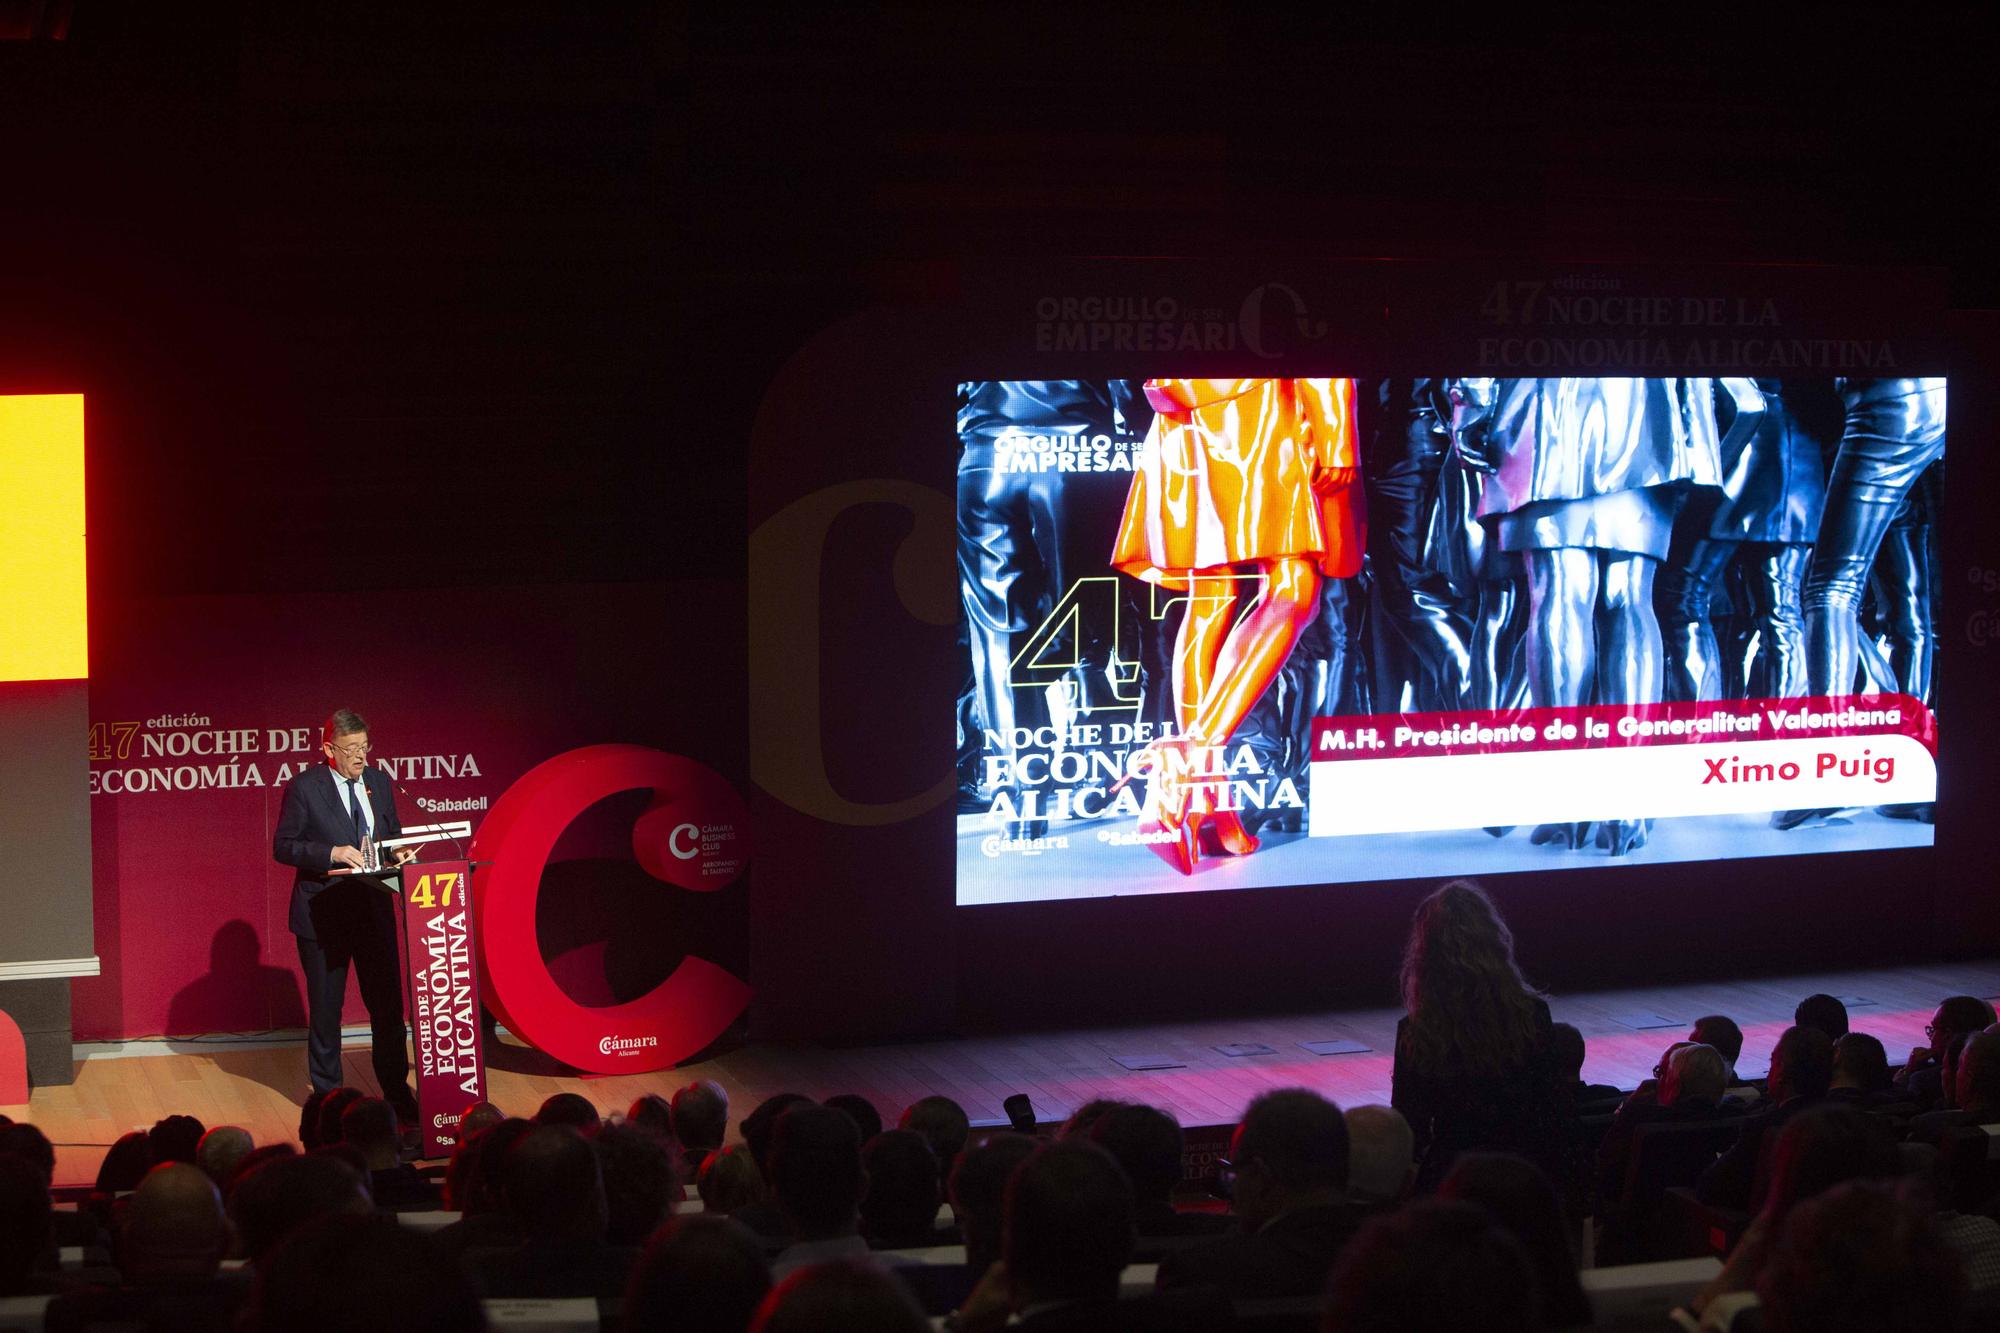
[
  {"left": 1695, "top": 1093, "right": 1822, "bottom": 1211},
  {"left": 273, "top": 763, "right": 404, "bottom": 944},
  {"left": 1155, "top": 1200, "right": 1360, "bottom": 1300}
]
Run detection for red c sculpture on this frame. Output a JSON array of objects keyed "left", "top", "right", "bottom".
[{"left": 469, "top": 744, "right": 753, "bottom": 1074}]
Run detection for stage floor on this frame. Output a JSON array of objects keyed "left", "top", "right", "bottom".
[{"left": 15, "top": 956, "right": 2000, "bottom": 1188}]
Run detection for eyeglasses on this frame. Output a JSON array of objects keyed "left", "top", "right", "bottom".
[{"left": 330, "top": 741, "right": 372, "bottom": 757}]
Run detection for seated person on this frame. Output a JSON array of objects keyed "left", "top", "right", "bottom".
[
  {"left": 1596, "top": 1042, "right": 1739, "bottom": 1207},
  {"left": 766, "top": 1104, "right": 875, "bottom": 1280},
  {"left": 1157, "top": 1088, "right": 1359, "bottom": 1299},
  {"left": 1826, "top": 1032, "right": 1900, "bottom": 1107},
  {"left": 340, "top": 1098, "right": 440, "bottom": 1211},
  {"left": 1911, "top": 1029, "right": 2000, "bottom": 1143},
  {"left": 1551, "top": 1022, "right": 1623, "bottom": 1105},
  {"left": 1794, "top": 993, "right": 1850, "bottom": 1042},
  {"left": 44, "top": 1163, "right": 244, "bottom": 1333},
  {"left": 858, "top": 1129, "right": 944, "bottom": 1250},
  {"left": 1088, "top": 1103, "right": 1229, "bottom": 1242},
  {"left": 1897, "top": 995, "right": 1997, "bottom": 1108},
  {"left": 1343, "top": 1104, "right": 1415, "bottom": 1214},
  {"left": 1689, "top": 1014, "right": 1747, "bottom": 1088},
  {"left": 1696, "top": 1025, "right": 1835, "bottom": 1212},
  {"left": 465, "top": 1125, "right": 635, "bottom": 1299}
]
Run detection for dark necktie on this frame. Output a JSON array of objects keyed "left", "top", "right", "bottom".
[{"left": 347, "top": 778, "right": 369, "bottom": 844}]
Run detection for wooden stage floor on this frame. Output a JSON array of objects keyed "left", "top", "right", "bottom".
[{"left": 14, "top": 957, "right": 2000, "bottom": 1189}]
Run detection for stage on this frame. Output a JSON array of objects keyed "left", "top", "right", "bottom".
[{"left": 14, "top": 957, "right": 1999, "bottom": 1188}]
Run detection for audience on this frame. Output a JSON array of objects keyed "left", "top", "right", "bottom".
[
  {"left": 45, "top": 1162, "right": 242, "bottom": 1332},
  {"left": 1158, "top": 1088, "right": 1357, "bottom": 1298},
  {"left": 0, "top": 1154, "right": 59, "bottom": 1297},
  {"left": 533, "top": 1092, "right": 602, "bottom": 1135},
  {"left": 432, "top": 1118, "right": 535, "bottom": 1263},
  {"left": 1796, "top": 992, "right": 1851, "bottom": 1041},
  {"left": 1759, "top": 1181, "right": 1965, "bottom": 1333},
  {"left": 992, "top": 1140, "right": 1134, "bottom": 1330},
  {"left": 825, "top": 1093, "right": 885, "bottom": 1145},
  {"left": 671, "top": 1078, "right": 732, "bottom": 1180},
  {"left": 1899, "top": 995, "right": 1998, "bottom": 1106},
  {"left": 96, "top": 1131, "right": 153, "bottom": 1192},
  {"left": 1551, "top": 1022, "right": 1622, "bottom": 1104},
  {"left": 227, "top": 1151, "right": 371, "bottom": 1266},
  {"left": 766, "top": 1103, "right": 871, "bottom": 1280},
  {"left": 626, "top": 1214, "right": 772, "bottom": 1333},
  {"left": 468, "top": 1123, "right": 629, "bottom": 1299},
  {"left": 1438, "top": 1152, "right": 1591, "bottom": 1329},
  {"left": 1391, "top": 879, "right": 1573, "bottom": 1196},
  {"left": 1690, "top": 1014, "right": 1747, "bottom": 1085},
  {"left": 1698, "top": 1024, "right": 1836, "bottom": 1211},
  {"left": 194, "top": 1126, "right": 254, "bottom": 1191},
  {"left": 340, "top": 1097, "right": 440, "bottom": 1211},
  {"left": 858, "top": 1129, "right": 943, "bottom": 1249},
  {"left": 594, "top": 1121, "right": 677, "bottom": 1245},
  {"left": 458, "top": 1100, "right": 505, "bottom": 1139},
  {"left": 313, "top": 1089, "right": 362, "bottom": 1148},
  {"left": 1089, "top": 1102, "right": 1228, "bottom": 1240},
  {"left": 754, "top": 1257, "right": 928, "bottom": 1333},
  {"left": 626, "top": 1092, "right": 676, "bottom": 1142},
  {"left": 1323, "top": 1199, "right": 1541, "bottom": 1333},
  {"left": 899, "top": 1095, "right": 971, "bottom": 1194},
  {"left": 1829, "top": 1031, "right": 1896, "bottom": 1104},
  {"left": 950, "top": 1132, "right": 1037, "bottom": 1271},
  {"left": 1343, "top": 1104, "right": 1415, "bottom": 1212},
  {"left": 241, "top": 1213, "right": 483, "bottom": 1333},
  {"left": 1596, "top": 1041, "right": 1737, "bottom": 1204},
  {"left": 1058, "top": 1097, "right": 1130, "bottom": 1141},
  {"left": 735, "top": 1093, "right": 815, "bottom": 1240},
  {"left": 1911, "top": 1027, "right": 2000, "bottom": 1141},
  {"left": 698, "top": 1142, "right": 767, "bottom": 1216}
]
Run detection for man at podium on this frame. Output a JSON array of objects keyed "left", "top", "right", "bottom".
[{"left": 273, "top": 708, "right": 421, "bottom": 1123}]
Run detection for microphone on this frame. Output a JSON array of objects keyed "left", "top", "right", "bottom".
[{"left": 374, "top": 758, "right": 471, "bottom": 863}]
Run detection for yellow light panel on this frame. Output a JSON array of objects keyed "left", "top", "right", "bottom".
[{"left": 0, "top": 394, "right": 88, "bottom": 682}]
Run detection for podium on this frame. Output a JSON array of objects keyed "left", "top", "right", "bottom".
[{"left": 347, "top": 852, "right": 488, "bottom": 1159}]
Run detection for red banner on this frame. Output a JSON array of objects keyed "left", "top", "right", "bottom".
[{"left": 399, "top": 859, "right": 486, "bottom": 1159}]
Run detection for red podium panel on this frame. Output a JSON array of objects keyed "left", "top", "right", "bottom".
[{"left": 398, "top": 859, "right": 486, "bottom": 1158}]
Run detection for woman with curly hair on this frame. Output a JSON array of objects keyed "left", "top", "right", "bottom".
[{"left": 1391, "top": 879, "right": 1574, "bottom": 1196}]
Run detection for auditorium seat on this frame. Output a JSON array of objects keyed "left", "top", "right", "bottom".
[
  {"left": 480, "top": 1297, "right": 600, "bottom": 1332},
  {"left": 0, "top": 1294, "right": 57, "bottom": 1333},
  {"left": 1580, "top": 1255, "right": 1724, "bottom": 1327},
  {"left": 1938, "top": 1124, "right": 2000, "bottom": 1213},
  {"left": 1598, "top": 1119, "right": 1743, "bottom": 1263}
]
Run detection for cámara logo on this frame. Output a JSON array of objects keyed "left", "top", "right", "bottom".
[{"left": 599, "top": 1033, "right": 661, "bottom": 1056}]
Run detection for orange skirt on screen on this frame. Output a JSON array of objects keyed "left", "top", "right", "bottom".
[{"left": 1111, "top": 377, "right": 1364, "bottom": 589}]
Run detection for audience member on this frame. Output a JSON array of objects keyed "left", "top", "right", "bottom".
[
  {"left": 46, "top": 1162, "right": 242, "bottom": 1332},
  {"left": 767, "top": 1103, "right": 870, "bottom": 1279},
  {"left": 147, "top": 1114, "right": 206, "bottom": 1166},
  {"left": 1795, "top": 992, "right": 1851, "bottom": 1041},
  {"left": 1690, "top": 1015, "right": 1746, "bottom": 1083},
  {"left": 1322, "top": 1199, "right": 1540, "bottom": 1333},
  {"left": 1438, "top": 1152, "right": 1591, "bottom": 1329},
  {"left": 470, "top": 1124, "right": 630, "bottom": 1299},
  {"left": 1390, "top": 879, "right": 1573, "bottom": 1196},
  {"left": 1899, "top": 995, "right": 1997, "bottom": 1106},
  {"left": 224, "top": 1144, "right": 296, "bottom": 1199},
  {"left": 753, "top": 1257, "right": 928, "bottom": 1333},
  {"left": 1911, "top": 1028, "right": 2000, "bottom": 1142},
  {"left": 949, "top": 1132, "right": 1038, "bottom": 1270},
  {"left": 1550, "top": 1022, "right": 1622, "bottom": 1103},
  {"left": 1697, "top": 1024, "right": 1835, "bottom": 1211},
  {"left": 1343, "top": 1105, "right": 1415, "bottom": 1212},
  {"left": 1758, "top": 1181, "right": 1965, "bottom": 1333},
  {"left": 341, "top": 1096, "right": 439, "bottom": 1210},
  {"left": 1, "top": 1120, "right": 99, "bottom": 1246},
  {"left": 1089, "top": 1102, "right": 1227, "bottom": 1240},
  {"left": 1694, "top": 1102, "right": 1903, "bottom": 1312},
  {"left": 314, "top": 1088, "right": 362, "bottom": 1147},
  {"left": 241, "top": 1213, "right": 483, "bottom": 1333},
  {"left": 458, "top": 1100, "right": 505, "bottom": 1139},
  {"left": 96, "top": 1131, "right": 153, "bottom": 1192},
  {"left": 982, "top": 1140, "right": 1134, "bottom": 1330},
  {"left": 900, "top": 1094, "right": 971, "bottom": 1193},
  {"left": 298, "top": 1089, "right": 331, "bottom": 1150},
  {"left": 699, "top": 1143, "right": 767, "bottom": 1216},
  {"left": 1057, "top": 1097, "right": 1130, "bottom": 1141},
  {"left": 1829, "top": 1031, "right": 1895, "bottom": 1104},
  {"left": 671, "top": 1078, "right": 732, "bottom": 1167},
  {"left": 227, "top": 1151, "right": 372, "bottom": 1266},
  {"left": 626, "top": 1214, "right": 773, "bottom": 1333},
  {"left": 859, "top": 1129, "right": 943, "bottom": 1249},
  {"left": 594, "top": 1121, "right": 677, "bottom": 1246},
  {"left": 1158, "top": 1088, "right": 1357, "bottom": 1298},
  {"left": 627, "top": 1092, "right": 676, "bottom": 1141},
  {"left": 735, "top": 1093, "right": 814, "bottom": 1239},
  {"left": 431, "top": 1118, "right": 535, "bottom": 1264},
  {"left": 194, "top": 1125, "right": 254, "bottom": 1190},
  {"left": 825, "top": 1093, "right": 885, "bottom": 1145},
  {"left": 0, "top": 1154, "right": 59, "bottom": 1296},
  {"left": 1596, "top": 1042, "right": 1738, "bottom": 1206},
  {"left": 534, "top": 1092, "right": 603, "bottom": 1135}
]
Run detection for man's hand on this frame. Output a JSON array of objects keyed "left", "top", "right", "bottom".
[
  {"left": 330, "top": 844, "right": 367, "bottom": 871},
  {"left": 393, "top": 845, "right": 420, "bottom": 866},
  {"left": 947, "top": 1261, "right": 1011, "bottom": 1333}
]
